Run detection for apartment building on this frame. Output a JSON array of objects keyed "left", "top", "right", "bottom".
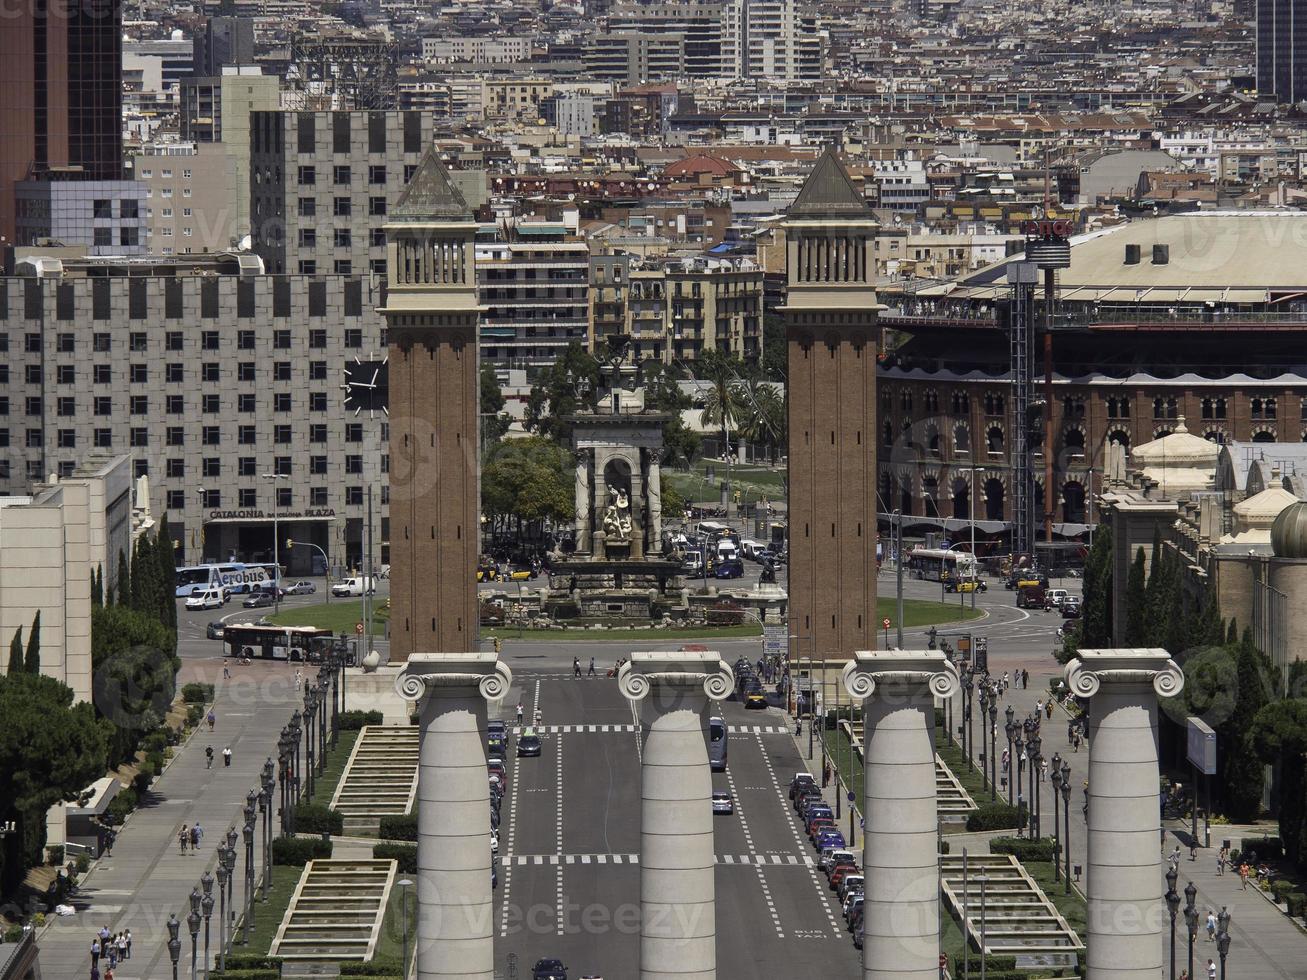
[
  {"left": 0, "top": 253, "right": 386, "bottom": 570},
  {"left": 724, "top": 0, "right": 823, "bottom": 80},
  {"left": 131, "top": 142, "right": 240, "bottom": 254},
  {"left": 585, "top": 33, "right": 687, "bottom": 84},
  {"left": 607, "top": 1, "right": 729, "bottom": 76},
  {"left": 421, "top": 36, "right": 532, "bottom": 62},
  {"left": 478, "top": 222, "right": 591, "bottom": 368}
]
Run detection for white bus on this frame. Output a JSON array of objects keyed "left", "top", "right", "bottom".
[
  {"left": 905, "top": 548, "right": 977, "bottom": 583},
  {"left": 174, "top": 563, "right": 279, "bottom": 597}
]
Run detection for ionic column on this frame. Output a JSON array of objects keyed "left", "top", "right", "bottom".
[
  {"left": 395, "top": 653, "right": 512, "bottom": 980},
  {"left": 647, "top": 455, "right": 663, "bottom": 544},
  {"left": 1065, "top": 648, "right": 1184, "bottom": 980},
  {"left": 575, "top": 453, "right": 592, "bottom": 553},
  {"left": 619, "top": 651, "right": 733, "bottom": 980},
  {"left": 843, "top": 651, "right": 959, "bottom": 980}
]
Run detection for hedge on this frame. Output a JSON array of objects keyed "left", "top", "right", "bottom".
[
  {"left": 373, "top": 842, "right": 416, "bottom": 873},
  {"left": 186, "top": 704, "right": 205, "bottom": 727},
  {"left": 106, "top": 787, "right": 138, "bottom": 826},
  {"left": 990, "top": 836, "right": 1057, "bottom": 863},
  {"left": 378, "top": 814, "right": 417, "bottom": 841},
  {"left": 206, "top": 971, "right": 281, "bottom": 980},
  {"left": 182, "top": 682, "right": 215, "bottom": 704},
  {"left": 222, "top": 954, "right": 283, "bottom": 970},
  {"left": 289, "top": 803, "right": 343, "bottom": 835},
  {"left": 965, "top": 803, "right": 1027, "bottom": 832},
  {"left": 340, "top": 962, "right": 405, "bottom": 976},
  {"left": 1286, "top": 892, "right": 1307, "bottom": 918},
  {"left": 1271, "top": 880, "right": 1296, "bottom": 903},
  {"left": 1243, "top": 836, "right": 1283, "bottom": 860},
  {"left": 272, "top": 835, "right": 332, "bottom": 866},
  {"left": 340, "top": 710, "right": 384, "bottom": 731}
]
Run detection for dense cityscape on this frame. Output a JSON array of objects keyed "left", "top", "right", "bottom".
[{"left": 1, "top": 0, "right": 1307, "bottom": 979}]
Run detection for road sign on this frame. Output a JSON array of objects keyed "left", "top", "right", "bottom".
[
  {"left": 355, "top": 622, "right": 364, "bottom": 634},
  {"left": 859, "top": 817, "right": 865, "bottom": 829},
  {"left": 763, "top": 624, "right": 786, "bottom": 659},
  {"left": 847, "top": 791, "right": 855, "bottom": 803},
  {"left": 882, "top": 617, "right": 891, "bottom": 629}
]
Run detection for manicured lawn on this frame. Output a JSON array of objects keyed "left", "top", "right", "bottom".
[
  {"left": 238, "top": 864, "right": 302, "bottom": 956},
  {"left": 485, "top": 623, "right": 764, "bottom": 642},
  {"left": 877, "top": 596, "right": 984, "bottom": 628},
  {"left": 371, "top": 878, "right": 418, "bottom": 970},
  {"left": 303, "top": 729, "right": 359, "bottom": 807},
  {"left": 1023, "top": 857, "right": 1087, "bottom": 940},
  {"left": 665, "top": 457, "right": 788, "bottom": 503},
  {"left": 268, "top": 599, "right": 389, "bottom": 634}
]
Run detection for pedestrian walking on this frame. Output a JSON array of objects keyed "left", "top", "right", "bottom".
[
  {"left": 1206, "top": 910, "right": 1217, "bottom": 940},
  {"left": 516, "top": 702, "right": 524, "bottom": 724},
  {"left": 89, "top": 965, "right": 99, "bottom": 980},
  {"left": 206, "top": 745, "right": 214, "bottom": 769},
  {"left": 103, "top": 967, "right": 113, "bottom": 980},
  {"left": 1216, "top": 851, "right": 1225, "bottom": 875},
  {"left": 573, "top": 657, "right": 581, "bottom": 678},
  {"left": 222, "top": 746, "right": 232, "bottom": 767},
  {"left": 206, "top": 709, "right": 216, "bottom": 732},
  {"left": 1239, "top": 862, "right": 1250, "bottom": 889},
  {"left": 190, "top": 825, "right": 200, "bottom": 848},
  {"left": 588, "top": 657, "right": 596, "bottom": 677},
  {"left": 223, "top": 659, "right": 231, "bottom": 679},
  {"left": 99, "top": 926, "right": 109, "bottom": 944},
  {"left": 1180, "top": 971, "right": 1189, "bottom": 980},
  {"left": 124, "top": 930, "right": 132, "bottom": 960},
  {"left": 295, "top": 667, "right": 302, "bottom": 688},
  {"left": 91, "top": 938, "right": 101, "bottom": 967},
  {"left": 107, "top": 942, "right": 117, "bottom": 969},
  {"left": 822, "top": 761, "right": 831, "bottom": 788},
  {"left": 1045, "top": 700, "right": 1054, "bottom": 719},
  {"left": 1002, "top": 671, "right": 1009, "bottom": 690},
  {"left": 1170, "top": 845, "right": 1182, "bottom": 870},
  {"left": 104, "top": 829, "right": 115, "bottom": 857},
  {"left": 179, "top": 826, "right": 189, "bottom": 854},
  {"left": 1190, "top": 840, "right": 1199, "bottom": 861},
  {"left": 194, "top": 823, "right": 203, "bottom": 846},
  {"left": 1036, "top": 698, "right": 1044, "bottom": 715},
  {"left": 1206, "top": 961, "right": 1216, "bottom": 980}
]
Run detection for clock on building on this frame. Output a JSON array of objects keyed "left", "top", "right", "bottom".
[{"left": 341, "top": 355, "right": 389, "bottom": 418}]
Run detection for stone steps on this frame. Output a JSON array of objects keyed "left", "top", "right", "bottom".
[
  {"left": 940, "top": 854, "right": 1083, "bottom": 955},
  {"left": 330, "top": 726, "right": 419, "bottom": 822},
  {"left": 270, "top": 859, "right": 397, "bottom": 963}
]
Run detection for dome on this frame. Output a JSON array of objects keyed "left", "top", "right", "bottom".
[
  {"left": 1130, "top": 417, "right": 1220, "bottom": 467},
  {"left": 1233, "top": 486, "right": 1299, "bottom": 532},
  {"left": 1271, "top": 500, "right": 1307, "bottom": 558}
]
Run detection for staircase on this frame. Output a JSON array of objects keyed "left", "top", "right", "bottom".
[{"left": 330, "top": 726, "right": 419, "bottom": 837}]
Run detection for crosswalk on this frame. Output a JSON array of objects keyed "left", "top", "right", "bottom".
[
  {"left": 508, "top": 724, "right": 789, "bottom": 735},
  {"left": 504, "top": 852, "right": 816, "bottom": 867}
]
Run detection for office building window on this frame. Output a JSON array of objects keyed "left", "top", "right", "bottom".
[
  {"left": 239, "top": 488, "right": 257, "bottom": 508},
  {"left": 130, "top": 364, "right": 148, "bottom": 383},
  {"left": 94, "top": 428, "right": 112, "bottom": 448},
  {"left": 56, "top": 333, "right": 74, "bottom": 353},
  {"left": 237, "top": 330, "right": 255, "bottom": 350},
  {"left": 202, "top": 394, "right": 220, "bottom": 413},
  {"left": 94, "top": 396, "right": 112, "bottom": 415},
  {"left": 310, "top": 486, "right": 328, "bottom": 506},
  {"left": 238, "top": 425, "right": 256, "bottom": 445},
  {"left": 369, "top": 165, "right": 386, "bottom": 185},
  {"left": 130, "top": 332, "right": 147, "bottom": 351},
  {"left": 26, "top": 365, "right": 41, "bottom": 384},
  {"left": 56, "top": 397, "right": 75, "bottom": 416},
  {"left": 166, "top": 363, "right": 184, "bottom": 383},
  {"left": 274, "top": 393, "right": 292, "bottom": 412},
  {"left": 345, "top": 486, "right": 363, "bottom": 506},
  {"left": 345, "top": 423, "right": 363, "bottom": 442},
  {"left": 167, "top": 490, "right": 185, "bottom": 510},
  {"left": 238, "top": 393, "right": 256, "bottom": 413},
  {"left": 310, "top": 456, "right": 328, "bottom": 474},
  {"left": 273, "top": 456, "right": 292, "bottom": 476},
  {"left": 202, "top": 425, "right": 221, "bottom": 445},
  {"left": 202, "top": 458, "right": 221, "bottom": 478},
  {"left": 310, "top": 424, "right": 327, "bottom": 443},
  {"left": 334, "top": 165, "right": 351, "bottom": 185},
  {"left": 274, "top": 424, "right": 292, "bottom": 444},
  {"left": 369, "top": 196, "right": 386, "bottom": 217},
  {"left": 202, "top": 363, "right": 220, "bottom": 383},
  {"left": 274, "top": 362, "right": 292, "bottom": 381},
  {"left": 335, "top": 228, "right": 351, "bottom": 248},
  {"left": 299, "top": 260, "right": 317, "bottom": 275},
  {"left": 94, "top": 332, "right": 111, "bottom": 352},
  {"left": 276, "top": 487, "right": 292, "bottom": 507},
  {"left": 25, "top": 396, "right": 40, "bottom": 416},
  {"left": 273, "top": 330, "right": 291, "bottom": 349},
  {"left": 57, "top": 429, "right": 76, "bottom": 448},
  {"left": 309, "top": 361, "right": 327, "bottom": 380},
  {"left": 333, "top": 197, "right": 351, "bottom": 217},
  {"left": 166, "top": 395, "right": 184, "bottom": 414},
  {"left": 166, "top": 459, "right": 185, "bottom": 478},
  {"left": 165, "top": 426, "right": 184, "bottom": 446},
  {"left": 344, "top": 328, "right": 362, "bottom": 348},
  {"left": 165, "top": 331, "right": 184, "bottom": 351},
  {"left": 345, "top": 454, "right": 363, "bottom": 474},
  {"left": 94, "top": 364, "right": 111, "bottom": 384},
  {"left": 25, "top": 429, "right": 42, "bottom": 448},
  {"left": 238, "top": 362, "right": 256, "bottom": 382},
  {"left": 131, "top": 396, "right": 149, "bottom": 414},
  {"left": 334, "top": 260, "right": 352, "bottom": 275},
  {"left": 299, "top": 228, "right": 317, "bottom": 247},
  {"left": 202, "top": 489, "right": 220, "bottom": 508},
  {"left": 309, "top": 329, "right": 327, "bottom": 349},
  {"left": 56, "top": 365, "right": 75, "bottom": 384},
  {"left": 202, "top": 331, "right": 220, "bottom": 350},
  {"left": 298, "top": 197, "right": 316, "bottom": 217},
  {"left": 238, "top": 457, "right": 256, "bottom": 477},
  {"left": 309, "top": 392, "right": 327, "bottom": 412},
  {"left": 131, "top": 427, "right": 149, "bottom": 447},
  {"left": 298, "top": 165, "right": 316, "bottom": 185}
]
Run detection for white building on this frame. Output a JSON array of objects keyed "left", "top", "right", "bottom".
[{"left": 421, "top": 36, "right": 532, "bottom": 63}]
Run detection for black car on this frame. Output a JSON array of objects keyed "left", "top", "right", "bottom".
[
  {"left": 206, "top": 622, "right": 225, "bottom": 640},
  {"left": 518, "top": 733, "right": 542, "bottom": 757},
  {"left": 532, "top": 958, "right": 567, "bottom": 980}
]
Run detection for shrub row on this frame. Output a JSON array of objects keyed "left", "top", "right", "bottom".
[
  {"left": 289, "top": 803, "right": 343, "bottom": 835},
  {"left": 965, "top": 803, "right": 1027, "bottom": 832},
  {"left": 221, "top": 954, "right": 283, "bottom": 970},
  {"left": 378, "top": 814, "right": 417, "bottom": 841},
  {"left": 339, "top": 710, "right": 384, "bottom": 731},
  {"left": 182, "top": 682, "right": 215, "bottom": 704},
  {"left": 272, "top": 835, "right": 333, "bottom": 866},
  {"left": 1286, "top": 893, "right": 1307, "bottom": 918},
  {"left": 207, "top": 971, "right": 281, "bottom": 980},
  {"left": 989, "top": 836, "right": 1058, "bottom": 863},
  {"left": 373, "top": 842, "right": 416, "bottom": 874},
  {"left": 340, "top": 962, "right": 405, "bottom": 976}
]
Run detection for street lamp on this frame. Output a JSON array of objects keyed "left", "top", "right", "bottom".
[
  {"left": 1059, "top": 761, "right": 1072, "bottom": 893},
  {"left": 214, "top": 858, "right": 228, "bottom": 973},
  {"left": 1050, "top": 753, "right": 1062, "bottom": 881},
  {"left": 962, "top": 667, "right": 975, "bottom": 772},
  {"left": 1183, "top": 881, "right": 1198, "bottom": 980},
  {"left": 261, "top": 759, "right": 275, "bottom": 900},
  {"left": 199, "top": 872, "right": 214, "bottom": 978},
  {"left": 1216, "top": 907, "right": 1231, "bottom": 980},
  {"left": 261, "top": 473, "right": 288, "bottom": 614},
  {"left": 1011, "top": 728, "right": 1023, "bottom": 811},
  {"left": 224, "top": 829, "right": 239, "bottom": 942},
  {"left": 187, "top": 889, "right": 201, "bottom": 980},
  {"left": 398, "top": 877, "right": 414, "bottom": 978},
  {"left": 243, "top": 792, "right": 257, "bottom": 944},
  {"left": 1028, "top": 733, "right": 1041, "bottom": 838},
  {"left": 167, "top": 913, "right": 182, "bottom": 980},
  {"left": 987, "top": 699, "right": 999, "bottom": 803},
  {"left": 304, "top": 689, "right": 317, "bottom": 798},
  {"left": 1165, "top": 865, "right": 1181, "bottom": 980}
]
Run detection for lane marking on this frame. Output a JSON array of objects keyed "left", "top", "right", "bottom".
[
  {"left": 724, "top": 756, "right": 783, "bottom": 939},
  {"left": 499, "top": 702, "right": 524, "bottom": 938}
]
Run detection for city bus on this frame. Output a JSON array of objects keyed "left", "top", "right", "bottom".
[
  {"left": 905, "top": 548, "right": 977, "bottom": 583},
  {"left": 174, "top": 563, "right": 280, "bottom": 597},
  {"left": 222, "top": 624, "right": 340, "bottom": 662}
]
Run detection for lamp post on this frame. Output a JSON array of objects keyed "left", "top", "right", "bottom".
[
  {"left": 304, "top": 690, "right": 316, "bottom": 799},
  {"left": 1004, "top": 708, "right": 1016, "bottom": 804},
  {"left": 328, "top": 649, "right": 341, "bottom": 746},
  {"left": 1165, "top": 865, "right": 1181, "bottom": 980},
  {"left": 261, "top": 759, "right": 275, "bottom": 899},
  {"left": 243, "top": 793, "right": 257, "bottom": 944},
  {"left": 261, "top": 472, "right": 288, "bottom": 614},
  {"left": 1216, "top": 907, "right": 1231, "bottom": 980},
  {"left": 318, "top": 671, "right": 329, "bottom": 768},
  {"left": 1050, "top": 753, "right": 1062, "bottom": 882},
  {"left": 1012, "top": 729, "right": 1023, "bottom": 812},
  {"left": 1184, "top": 881, "right": 1198, "bottom": 980},
  {"left": 1059, "top": 761, "right": 1072, "bottom": 893},
  {"left": 199, "top": 872, "right": 215, "bottom": 979},
  {"left": 167, "top": 913, "right": 182, "bottom": 980},
  {"left": 398, "top": 877, "right": 413, "bottom": 978},
  {"left": 224, "top": 829, "right": 239, "bottom": 943},
  {"left": 962, "top": 667, "right": 975, "bottom": 772},
  {"left": 289, "top": 710, "right": 303, "bottom": 801},
  {"left": 214, "top": 858, "right": 228, "bottom": 973},
  {"left": 187, "top": 889, "right": 201, "bottom": 980},
  {"left": 1028, "top": 733, "right": 1041, "bottom": 838},
  {"left": 987, "top": 698, "right": 999, "bottom": 802}
]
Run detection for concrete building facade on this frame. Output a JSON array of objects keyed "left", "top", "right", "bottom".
[{"left": 131, "top": 142, "right": 241, "bottom": 254}]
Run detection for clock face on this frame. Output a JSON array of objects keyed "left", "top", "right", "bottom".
[{"left": 341, "top": 355, "right": 389, "bottom": 418}]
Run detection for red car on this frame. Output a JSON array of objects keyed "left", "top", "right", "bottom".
[
  {"left": 807, "top": 818, "right": 835, "bottom": 843},
  {"left": 830, "top": 863, "right": 859, "bottom": 890}
]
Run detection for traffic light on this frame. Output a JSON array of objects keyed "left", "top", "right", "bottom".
[{"left": 286, "top": 538, "right": 294, "bottom": 550}]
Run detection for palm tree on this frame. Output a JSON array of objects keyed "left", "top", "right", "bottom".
[
  {"left": 696, "top": 351, "right": 745, "bottom": 462},
  {"left": 734, "top": 378, "right": 785, "bottom": 462}
]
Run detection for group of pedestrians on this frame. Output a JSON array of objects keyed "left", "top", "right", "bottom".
[
  {"left": 89, "top": 925, "right": 131, "bottom": 980},
  {"left": 177, "top": 822, "right": 205, "bottom": 854},
  {"left": 1000, "top": 668, "right": 1031, "bottom": 690},
  {"left": 572, "top": 656, "right": 598, "bottom": 678}
]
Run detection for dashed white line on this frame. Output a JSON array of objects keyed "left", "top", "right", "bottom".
[
  {"left": 724, "top": 756, "right": 784, "bottom": 939},
  {"left": 555, "top": 728, "right": 564, "bottom": 936},
  {"left": 499, "top": 709, "right": 522, "bottom": 938}
]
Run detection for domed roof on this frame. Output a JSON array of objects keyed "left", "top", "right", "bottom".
[
  {"left": 1130, "top": 417, "right": 1220, "bottom": 466},
  {"left": 1234, "top": 486, "right": 1299, "bottom": 524},
  {"left": 1271, "top": 500, "right": 1307, "bottom": 558}
]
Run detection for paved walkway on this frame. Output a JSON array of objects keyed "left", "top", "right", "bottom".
[
  {"left": 969, "top": 656, "right": 1305, "bottom": 980},
  {"left": 36, "top": 660, "right": 301, "bottom": 980}
]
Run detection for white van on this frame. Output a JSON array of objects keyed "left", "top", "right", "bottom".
[
  {"left": 331, "top": 576, "right": 377, "bottom": 597},
  {"left": 716, "top": 538, "right": 739, "bottom": 561},
  {"left": 185, "top": 589, "right": 227, "bottom": 611},
  {"left": 740, "top": 539, "right": 765, "bottom": 561},
  {"left": 1047, "top": 588, "right": 1069, "bottom": 608}
]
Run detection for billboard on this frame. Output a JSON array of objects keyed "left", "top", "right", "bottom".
[{"left": 1187, "top": 717, "right": 1216, "bottom": 776}]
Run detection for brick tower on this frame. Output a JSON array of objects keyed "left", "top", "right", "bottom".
[
  {"left": 382, "top": 149, "right": 482, "bottom": 660},
  {"left": 782, "top": 149, "right": 882, "bottom": 662}
]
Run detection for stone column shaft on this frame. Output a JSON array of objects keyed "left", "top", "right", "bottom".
[
  {"left": 1066, "top": 648, "right": 1184, "bottom": 980},
  {"left": 844, "top": 651, "right": 958, "bottom": 980},
  {"left": 620, "top": 652, "right": 733, "bottom": 980},
  {"left": 396, "top": 653, "right": 511, "bottom": 980}
]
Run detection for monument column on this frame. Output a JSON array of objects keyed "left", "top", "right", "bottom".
[
  {"left": 1065, "top": 648, "right": 1184, "bottom": 980},
  {"left": 646, "top": 451, "right": 663, "bottom": 542},
  {"left": 843, "top": 650, "right": 959, "bottom": 980},
  {"left": 395, "top": 653, "right": 512, "bottom": 980},
  {"left": 629, "top": 461, "right": 645, "bottom": 558},
  {"left": 619, "top": 651, "right": 733, "bottom": 980},
  {"left": 575, "top": 453, "right": 592, "bottom": 553}
]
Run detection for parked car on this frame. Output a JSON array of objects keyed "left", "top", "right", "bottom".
[
  {"left": 815, "top": 829, "right": 846, "bottom": 851},
  {"left": 1016, "top": 585, "right": 1047, "bottom": 609},
  {"left": 745, "top": 691, "right": 768, "bottom": 709},
  {"left": 1046, "top": 588, "right": 1070, "bottom": 608},
  {"left": 819, "top": 847, "right": 855, "bottom": 873},
  {"left": 532, "top": 959, "right": 567, "bottom": 980},
  {"left": 790, "top": 773, "right": 816, "bottom": 800},
  {"left": 711, "top": 790, "right": 734, "bottom": 815},
  {"left": 714, "top": 557, "right": 745, "bottom": 579},
  {"left": 284, "top": 580, "right": 316, "bottom": 595},
  {"left": 186, "top": 589, "right": 227, "bottom": 611},
  {"left": 243, "top": 592, "right": 276, "bottom": 608},
  {"left": 838, "top": 874, "right": 865, "bottom": 904},
  {"left": 205, "top": 622, "right": 225, "bottom": 640}
]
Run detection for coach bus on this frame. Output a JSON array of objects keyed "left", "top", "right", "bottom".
[
  {"left": 905, "top": 548, "right": 977, "bottom": 583},
  {"left": 221, "top": 624, "right": 340, "bottom": 662},
  {"left": 175, "top": 563, "right": 280, "bottom": 597}
]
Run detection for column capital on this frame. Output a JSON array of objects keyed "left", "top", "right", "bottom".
[
  {"left": 618, "top": 650, "right": 734, "bottom": 702},
  {"left": 394, "top": 652, "right": 513, "bottom": 703},
  {"left": 841, "top": 650, "right": 959, "bottom": 701},
  {"left": 1064, "top": 648, "right": 1184, "bottom": 700}
]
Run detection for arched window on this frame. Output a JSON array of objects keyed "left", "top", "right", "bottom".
[
  {"left": 952, "top": 478, "right": 970, "bottom": 520},
  {"left": 1252, "top": 429, "right": 1276, "bottom": 443},
  {"left": 954, "top": 424, "right": 971, "bottom": 453},
  {"left": 1062, "top": 481, "right": 1086, "bottom": 523},
  {"left": 1107, "top": 428, "right": 1131, "bottom": 450},
  {"left": 1063, "top": 428, "right": 1086, "bottom": 452},
  {"left": 924, "top": 389, "right": 940, "bottom": 413},
  {"left": 900, "top": 391, "right": 913, "bottom": 413},
  {"left": 1203, "top": 428, "right": 1226, "bottom": 445},
  {"left": 987, "top": 425, "right": 1004, "bottom": 454},
  {"left": 1106, "top": 397, "right": 1130, "bottom": 420},
  {"left": 984, "top": 478, "right": 1005, "bottom": 522},
  {"left": 951, "top": 391, "right": 970, "bottom": 415},
  {"left": 882, "top": 420, "right": 894, "bottom": 448},
  {"left": 1252, "top": 397, "right": 1277, "bottom": 420},
  {"left": 1062, "top": 396, "right": 1086, "bottom": 420},
  {"left": 1153, "top": 396, "right": 1178, "bottom": 420},
  {"left": 922, "top": 476, "right": 939, "bottom": 518},
  {"left": 1201, "top": 397, "right": 1227, "bottom": 421},
  {"left": 926, "top": 424, "right": 941, "bottom": 458}
]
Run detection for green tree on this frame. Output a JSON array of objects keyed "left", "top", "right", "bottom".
[
  {"left": 1218, "top": 631, "right": 1272, "bottom": 821},
  {"left": 154, "top": 524, "right": 178, "bottom": 634},
  {"left": 23, "top": 611, "right": 40, "bottom": 674},
  {"left": 0, "top": 671, "right": 109, "bottom": 891},
  {"left": 1124, "top": 547, "right": 1148, "bottom": 646},
  {"left": 1080, "top": 524, "right": 1113, "bottom": 646},
  {"left": 761, "top": 313, "right": 786, "bottom": 382},
  {"left": 524, "top": 342, "right": 601, "bottom": 444},
  {"left": 480, "top": 363, "right": 510, "bottom": 444},
  {"left": 116, "top": 550, "right": 131, "bottom": 607},
  {"left": 1250, "top": 698, "right": 1307, "bottom": 867},
  {"left": 642, "top": 361, "right": 700, "bottom": 468},
  {"left": 734, "top": 378, "right": 786, "bottom": 463},
  {"left": 481, "top": 438, "right": 574, "bottom": 532},
  {"left": 91, "top": 566, "right": 103, "bottom": 609},
  {"left": 695, "top": 350, "right": 747, "bottom": 462},
  {"left": 7, "top": 628, "right": 23, "bottom": 675},
  {"left": 91, "top": 603, "right": 178, "bottom": 767}
]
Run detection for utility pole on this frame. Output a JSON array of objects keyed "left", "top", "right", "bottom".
[{"left": 364, "top": 486, "right": 374, "bottom": 657}]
